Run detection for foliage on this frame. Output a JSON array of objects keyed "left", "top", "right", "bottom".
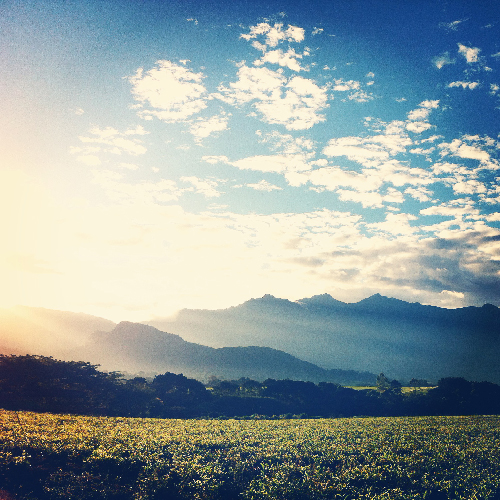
[
  {"left": 2, "top": 356, "right": 500, "bottom": 419},
  {"left": 0, "top": 355, "right": 122, "bottom": 416},
  {"left": 1, "top": 411, "right": 500, "bottom": 499}
]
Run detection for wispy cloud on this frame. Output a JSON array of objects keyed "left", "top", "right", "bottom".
[
  {"left": 439, "top": 19, "right": 468, "bottom": 31},
  {"left": 71, "top": 126, "right": 148, "bottom": 166},
  {"left": 433, "top": 52, "right": 455, "bottom": 69}
]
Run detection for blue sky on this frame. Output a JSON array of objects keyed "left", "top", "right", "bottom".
[{"left": 1, "top": 0, "right": 500, "bottom": 321}]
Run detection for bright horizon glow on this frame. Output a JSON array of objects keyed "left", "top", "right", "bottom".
[{"left": 1, "top": 1, "right": 499, "bottom": 323}]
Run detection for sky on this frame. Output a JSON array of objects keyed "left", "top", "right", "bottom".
[{"left": 1, "top": 0, "right": 500, "bottom": 322}]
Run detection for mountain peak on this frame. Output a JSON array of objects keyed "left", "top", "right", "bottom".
[
  {"left": 357, "top": 294, "right": 407, "bottom": 306},
  {"left": 297, "top": 293, "right": 345, "bottom": 308},
  {"left": 243, "top": 294, "right": 297, "bottom": 307},
  {"left": 261, "top": 294, "right": 277, "bottom": 300}
]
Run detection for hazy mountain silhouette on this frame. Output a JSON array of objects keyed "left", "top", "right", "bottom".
[
  {"left": 145, "top": 294, "right": 500, "bottom": 383},
  {"left": 2, "top": 294, "right": 499, "bottom": 384},
  {"left": 0, "top": 305, "right": 116, "bottom": 356},
  {"left": 76, "top": 322, "right": 375, "bottom": 385}
]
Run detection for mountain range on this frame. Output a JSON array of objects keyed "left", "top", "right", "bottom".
[
  {"left": 145, "top": 294, "right": 500, "bottom": 383},
  {"left": 1, "top": 294, "right": 499, "bottom": 384}
]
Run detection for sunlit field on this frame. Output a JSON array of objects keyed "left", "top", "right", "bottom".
[{"left": 1, "top": 411, "right": 500, "bottom": 499}]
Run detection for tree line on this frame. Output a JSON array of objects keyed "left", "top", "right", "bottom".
[{"left": 1, "top": 355, "right": 499, "bottom": 418}]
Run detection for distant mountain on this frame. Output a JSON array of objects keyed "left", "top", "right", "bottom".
[
  {"left": 3, "top": 295, "right": 500, "bottom": 385},
  {"left": 75, "top": 322, "right": 375, "bottom": 385},
  {"left": 145, "top": 294, "right": 500, "bottom": 383},
  {"left": 0, "top": 305, "right": 116, "bottom": 357}
]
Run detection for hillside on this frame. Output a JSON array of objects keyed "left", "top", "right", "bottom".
[
  {"left": 76, "top": 322, "right": 375, "bottom": 385},
  {"left": 145, "top": 294, "right": 500, "bottom": 383},
  {"left": 0, "top": 306, "right": 116, "bottom": 356}
]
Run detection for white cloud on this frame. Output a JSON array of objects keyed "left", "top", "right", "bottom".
[
  {"left": 232, "top": 154, "right": 313, "bottom": 175},
  {"left": 92, "top": 170, "right": 185, "bottom": 204},
  {"left": 246, "top": 180, "right": 282, "bottom": 191},
  {"left": 257, "top": 75, "right": 328, "bottom": 130},
  {"left": 217, "top": 65, "right": 285, "bottom": 105},
  {"left": 241, "top": 22, "right": 305, "bottom": 47},
  {"left": 323, "top": 137, "right": 390, "bottom": 161},
  {"left": 254, "top": 48, "right": 307, "bottom": 72},
  {"left": 366, "top": 212, "right": 418, "bottom": 236},
  {"left": 433, "top": 52, "right": 454, "bottom": 69},
  {"left": 258, "top": 130, "right": 315, "bottom": 154},
  {"left": 5, "top": 168, "right": 499, "bottom": 320},
  {"left": 405, "top": 186, "right": 433, "bottom": 202},
  {"left": 439, "top": 138, "right": 491, "bottom": 162},
  {"left": 189, "top": 112, "right": 230, "bottom": 143},
  {"left": 129, "top": 60, "right": 207, "bottom": 122},
  {"left": 332, "top": 79, "right": 374, "bottom": 102},
  {"left": 451, "top": 177, "right": 487, "bottom": 195},
  {"left": 458, "top": 43, "right": 481, "bottom": 63},
  {"left": 447, "top": 81, "right": 480, "bottom": 90},
  {"left": 336, "top": 188, "right": 403, "bottom": 208},
  {"left": 202, "top": 155, "right": 230, "bottom": 165},
  {"left": 420, "top": 198, "right": 480, "bottom": 220},
  {"left": 348, "top": 90, "right": 374, "bottom": 102},
  {"left": 333, "top": 79, "right": 360, "bottom": 91},
  {"left": 80, "top": 126, "right": 148, "bottom": 155},
  {"left": 322, "top": 121, "right": 412, "bottom": 161},
  {"left": 406, "top": 122, "right": 433, "bottom": 133},
  {"left": 218, "top": 66, "right": 328, "bottom": 130},
  {"left": 405, "top": 100, "right": 439, "bottom": 133},
  {"left": 307, "top": 166, "right": 367, "bottom": 191},
  {"left": 485, "top": 212, "right": 500, "bottom": 221},
  {"left": 124, "top": 125, "right": 149, "bottom": 136},
  {"left": 180, "top": 177, "right": 222, "bottom": 198},
  {"left": 432, "top": 162, "right": 468, "bottom": 175},
  {"left": 439, "top": 19, "right": 468, "bottom": 31},
  {"left": 72, "top": 126, "right": 148, "bottom": 164}
]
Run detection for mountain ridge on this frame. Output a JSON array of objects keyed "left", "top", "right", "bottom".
[
  {"left": 1, "top": 294, "right": 499, "bottom": 384},
  {"left": 146, "top": 293, "right": 500, "bottom": 383}
]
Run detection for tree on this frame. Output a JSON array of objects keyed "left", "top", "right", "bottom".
[
  {"left": 151, "top": 372, "right": 211, "bottom": 417},
  {"left": 0, "top": 355, "right": 122, "bottom": 415},
  {"left": 376, "top": 373, "right": 391, "bottom": 392}
]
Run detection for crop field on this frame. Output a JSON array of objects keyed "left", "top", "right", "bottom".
[{"left": 1, "top": 411, "right": 500, "bottom": 499}]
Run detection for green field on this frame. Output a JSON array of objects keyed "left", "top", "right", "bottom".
[{"left": 1, "top": 410, "right": 500, "bottom": 499}]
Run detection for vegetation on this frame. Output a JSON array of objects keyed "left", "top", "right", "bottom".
[
  {"left": 2, "top": 355, "right": 500, "bottom": 498},
  {"left": 2, "top": 355, "right": 500, "bottom": 419},
  {"left": 1, "top": 411, "right": 500, "bottom": 499}
]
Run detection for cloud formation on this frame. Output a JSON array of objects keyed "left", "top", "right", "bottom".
[
  {"left": 8, "top": 7, "right": 500, "bottom": 320},
  {"left": 129, "top": 61, "right": 208, "bottom": 122}
]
